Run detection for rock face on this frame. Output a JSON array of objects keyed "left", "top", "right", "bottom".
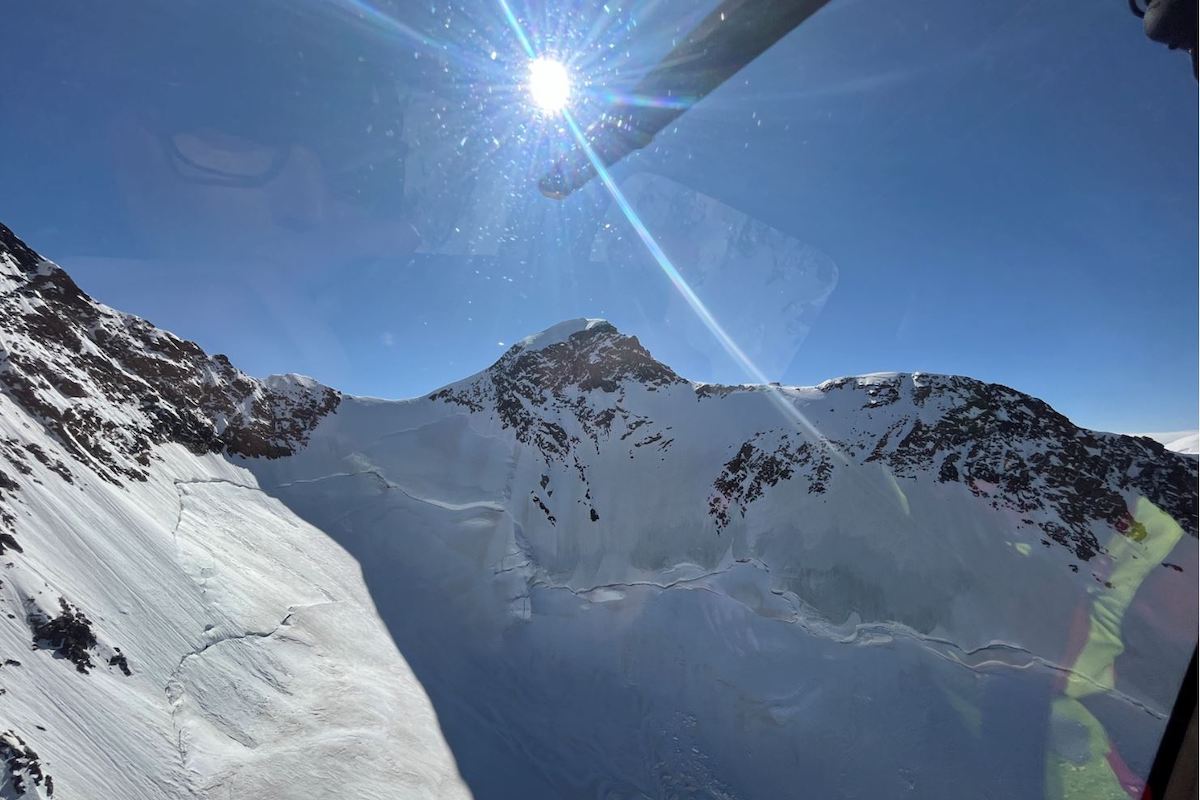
[
  {"left": 431, "top": 318, "right": 683, "bottom": 462},
  {"left": 711, "top": 374, "right": 1196, "bottom": 561},
  {"left": 0, "top": 730, "right": 52, "bottom": 797},
  {"left": 0, "top": 221, "right": 1196, "bottom": 800},
  {"left": 29, "top": 597, "right": 103, "bottom": 675},
  {"left": 0, "top": 222, "right": 338, "bottom": 490}
]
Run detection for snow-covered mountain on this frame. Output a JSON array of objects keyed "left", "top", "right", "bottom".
[
  {"left": 0, "top": 223, "right": 471, "bottom": 799},
  {"left": 0, "top": 221, "right": 1196, "bottom": 799}
]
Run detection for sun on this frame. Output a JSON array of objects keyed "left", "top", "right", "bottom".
[{"left": 527, "top": 57, "right": 571, "bottom": 113}]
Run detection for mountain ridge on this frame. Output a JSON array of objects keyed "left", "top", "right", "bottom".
[
  {"left": 423, "top": 315, "right": 1195, "bottom": 562},
  {"left": 0, "top": 221, "right": 1196, "bottom": 799}
]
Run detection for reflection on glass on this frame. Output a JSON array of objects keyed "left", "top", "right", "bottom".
[
  {"left": 0, "top": 1, "right": 1194, "bottom": 799},
  {"left": 590, "top": 173, "right": 838, "bottom": 380}
]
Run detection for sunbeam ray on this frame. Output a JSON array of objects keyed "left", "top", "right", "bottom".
[
  {"left": 497, "top": 0, "right": 537, "bottom": 58},
  {"left": 561, "top": 107, "right": 844, "bottom": 458},
  {"left": 493, "top": 0, "right": 842, "bottom": 457}
]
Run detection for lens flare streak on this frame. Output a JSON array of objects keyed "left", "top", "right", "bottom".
[
  {"left": 591, "top": 90, "right": 696, "bottom": 110},
  {"left": 562, "top": 108, "right": 842, "bottom": 455},
  {"left": 497, "top": 0, "right": 536, "bottom": 58}
]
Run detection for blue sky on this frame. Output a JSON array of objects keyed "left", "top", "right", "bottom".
[{"left": 2, "top": 0, "right": 1196, "bottom": 433}]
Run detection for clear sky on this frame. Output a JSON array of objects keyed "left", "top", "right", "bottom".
[{"left": 2, "top": 0, "right": 1196, "bottom": 433}]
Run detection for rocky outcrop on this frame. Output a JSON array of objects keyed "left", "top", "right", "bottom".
[
  {"left": 431, "top": 320, "right": 683, "bottom": 463},
  {"left": 0, "top": 224, "right": 340, "bottom": 549},
  {"left": 30, "top": 597, "right": 97, "bottom": 674},
  {"left": 709, "top": 374, "right": 1197, "bottom": 560},
  {"left": 0, "top": 729, "right": 52, "bottom": 797},
  {"left": 709, "top": 432, "right": 837, "bottom": 528}
]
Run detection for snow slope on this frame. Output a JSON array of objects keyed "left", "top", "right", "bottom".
[
  {"left": 246, "top": 323, "right": 1197, "bottom": 798},
  {"left": 0, "top": 224, "right": 469, "bottom": 799},
  {"left": 0, "top": 221, "right": 1196, "bottom": 799}
]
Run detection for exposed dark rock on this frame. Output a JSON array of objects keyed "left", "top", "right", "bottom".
[
  {"left": 694, "top": 383, "right": 740, "bottom": 400},
  {"left": 530, "top": 492, "right": 556, "bottom": 525},
  {"left": 709, "top": 374, "right": 1197, "bottom": 560},
  {"left": 0, "top": 439, "right": 32, "bottom": 477},
  {"left": 861, "top": 377, "right": 901, "bottom": 408},
  {"left": 431, "top": 322, "right": 682, "bottom": 464},
  {"left": 710, "top": 433, "right": 837, "bottom": 529},
  {"left": 30, "top": 597, "right": 97, "bottom": 674},
  {"left": 108, "top": 648, "right": 131, "bottom": 677},
  {"left": 619, "top": 418, "right": 650, "bottom": 440},
  {"left": 21, "top": 443, "right": 73, "bottom": 484},
  {"left": 0, "top": 531, "right": 21, "bottom": 556},
  {"left": 884, "top": 375, "right": 1195, "bottom": 559},
  {"left": 0, "top": 729, "right": 50, "bottom": 796},
  {"left": 865, "top": 420, "right": 905, "bottom": 463},
  {"left": 938, "top": 452, "right": 960, "bottom": 483},
  {"left": 0, "top": 462, "right": 22, "bottom": 551}
]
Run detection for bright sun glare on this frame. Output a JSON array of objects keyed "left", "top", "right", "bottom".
[{"left": 527, "top": 57, "right": 570, "bottom": 113}]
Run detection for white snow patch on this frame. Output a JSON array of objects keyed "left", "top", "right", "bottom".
[
  {"left": 514, "top": 317, "right": 608, "bottom": 352},
  {"left": 1133, "top": 430, "right": 1200, "bottom": 454}
]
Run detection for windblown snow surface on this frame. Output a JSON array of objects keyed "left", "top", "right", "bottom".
[{"left": 0, "top": 222, "right": 1196, "bottom": 799}]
